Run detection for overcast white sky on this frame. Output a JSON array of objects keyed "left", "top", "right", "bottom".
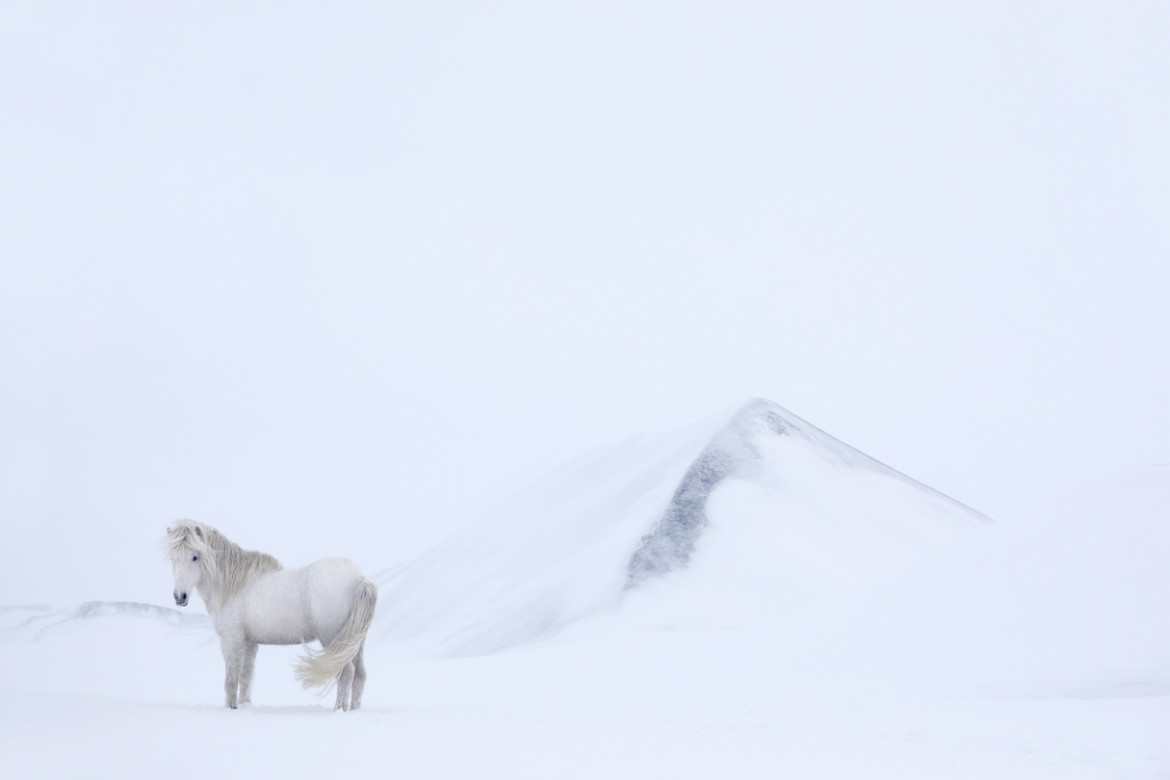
[{"left": 2, "top": 1, "right": 1168, "bottom": 606}]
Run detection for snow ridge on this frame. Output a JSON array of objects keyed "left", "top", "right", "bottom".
[
  {"left": 626, "top": 399, "right": 989, "bottom": 587},
  {"left": 1, "top": 601, "right": 211, "bottom": 640}
]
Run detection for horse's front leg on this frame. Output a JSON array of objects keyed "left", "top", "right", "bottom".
[
  {"left": 239, "top": 642, "right": 259, "bottom": 705},
  {"left": 220, "top": 635, "right": 246, "bottom": 709}
]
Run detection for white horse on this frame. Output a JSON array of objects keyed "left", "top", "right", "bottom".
[{"left": 163, "top": 521, "right": 378, "bottom": 711}]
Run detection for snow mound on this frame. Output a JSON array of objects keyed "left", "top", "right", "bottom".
[
  {"left": 627, "top": 398, "right": 987, "bottom": 586},
  {"left": 1, "top": 600, "right": 210, "bottom": 641},
  {"left": 378, "top": 399, "right": 988, "bottom": 657}
]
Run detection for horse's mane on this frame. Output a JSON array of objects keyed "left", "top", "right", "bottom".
[{"left": 163, "top": 521, "right": 282, "bottom": 613}]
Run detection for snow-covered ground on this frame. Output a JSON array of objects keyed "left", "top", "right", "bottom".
[{"left": 3, "top": 402, "right": 1168, "bottom": 778}]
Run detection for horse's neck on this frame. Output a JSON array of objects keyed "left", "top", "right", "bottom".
[{"left": 201, "top": 535, "right": 282, "bottom": 614}]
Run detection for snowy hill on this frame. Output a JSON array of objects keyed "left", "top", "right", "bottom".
[{"left": 376, "top": 399, "right": 989, "bottom": 657}]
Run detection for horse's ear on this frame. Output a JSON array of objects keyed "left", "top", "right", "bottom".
[{"left": 194, "top": 526, "right": 202, "bottom": 537}]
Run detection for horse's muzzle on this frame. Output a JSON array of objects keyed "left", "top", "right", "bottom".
[{"left": 174, "top": 592, "right": 188, "bottom": 607}]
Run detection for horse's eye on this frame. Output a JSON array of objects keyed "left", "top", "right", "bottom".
[{"left": 192, "top": 555, "right": 198, "bottom": 562}]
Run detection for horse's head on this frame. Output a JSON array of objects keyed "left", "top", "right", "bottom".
[{"left": 164, "top": 522, "right": 210, "bottom": 607}]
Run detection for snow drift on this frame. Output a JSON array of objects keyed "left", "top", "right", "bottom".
[{"left": 376, "top": 399, "right": 989, "bottom": 657}]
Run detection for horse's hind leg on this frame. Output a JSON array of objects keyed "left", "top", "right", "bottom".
[
  {"left": 350, "top": 645, "right": 367, "bottom": 711},
  {"left": 239, "top": 642, "right": 259, "bottom": 705},
  {"left": 334, "top": 660, "right": 355, "bottom": 711}
]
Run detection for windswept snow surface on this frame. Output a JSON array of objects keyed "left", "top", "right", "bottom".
[
  {"left": 373, "top": 412, "right": 722, "bottom": 656},
  {"left": 3, "top": 406, "right": 1170, "bottom": 778}
]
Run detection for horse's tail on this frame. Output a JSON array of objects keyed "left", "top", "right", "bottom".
[{"left": 295, "top": 577, "right": 378, "bottom": 690}]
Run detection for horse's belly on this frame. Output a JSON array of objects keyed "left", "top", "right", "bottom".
[{"left": 246, "top": 609, "right": 313, "bottom": 645}]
